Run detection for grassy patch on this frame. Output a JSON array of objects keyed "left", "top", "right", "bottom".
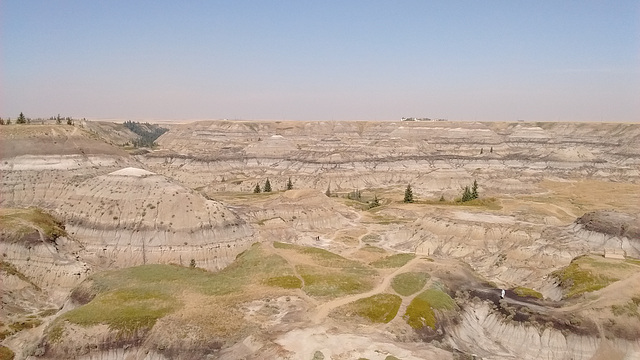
[
  {"left": 54, "top": 243, "right": 295, "bottom": 337},
  {"left": 551, "top": 255, "right": 625, "bottom": 298},
  {"left": 264, "top": 275, "right": 302, "bottom": 289},
  {"left": 611, "top": 299, "right": 640, "bottom": 318},
  {"left": 9, "top": 318, "right": 42, "bottom": 332},
  {"left": 361, "top": 245, "right": 386, "bottom": 253},
  {"left": 361, "top": 234, "right": 382, "bottom": 243},
  {"left": 0, "top": 345, "right": 15, "bottom": 360},
  {"left": 335, "top": 294, "right": 402, "bottom": 323},
  {"left": 61, "top": 287, "right": 177, "bottom": 334},
  {"left": 625, "top": 259, "right": 640, "bottom": 266},
  {"left": 0, "top": 207, "right": 67, "bottom": 242},
  {"left": 370, "top": 253, "right": 415, "bottom": 268},
  {"left": 391, "top": 272, "right": 430, "bottom": 296},
  {"left": 297, "top": 265, "right": 374, "bottom": 298},
  {"left": 274, "top": 242, "right": 368, "bottom": 270},
  {"left": 420, "top": 197, "right": 501, "bottom": 210},
  {"left": 513, "top": 286, "right": 543, "bottom": 299},
  {"left": 403, "top": 288, "right": 455, "bottom": 329}
]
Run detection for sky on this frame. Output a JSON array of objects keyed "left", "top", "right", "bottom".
[{"left": 1, "top": 1, "right": 639, "bottom": 122}]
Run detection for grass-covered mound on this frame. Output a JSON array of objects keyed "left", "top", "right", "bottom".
[
  {"left": 273, "top": 242, "right": 378, "bottom": 298},
  {"left": 332, "top": 294, "right": 402, "bottom": 323},
  {"left": 44, "top": 243, "right": 297, "bottom": 354},
  {"left": 552, "top": 255, "right": 636, "bottom": 298},
  {"left": 404, "top": 288, "right": 456, "bottom": 329},
  {"left": 0, "top": 207, "right": 67, "bottom": 243},
  {"left": 391, "top": 272, "right": 430, "bottom": 296}
]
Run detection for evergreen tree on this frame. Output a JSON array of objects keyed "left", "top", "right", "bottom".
[
  {"left": 17, "top": 112, "right": 26, "bottom": 124},
  {"left": 264, "top": 178, "right": 272, "bottom": 192},
  {"left": 66, "top": 117, "right": 73, "bottom": 125},
  {"left": 6, "top": 118, "right": 11, "bottom": 125},
  {"left": 325, "top": 185, "right": 331, "bottom": 197},
  {"left": 404, "top": 184, "right": 414, "bottom": 203},
  {"left": 370, "top": 195, "right": 380, "bottom": 208},
  {"left": 254, "top": 183, "right": 261, "bottom": 193},
  {"left": 461, "top": 186, "right": 472, "bottom": 202},
  {"left": 189, "top": 259, "right": 196, "bottom": 268},
  {"left": 286, "top": 177, "right": 293, "bottom": 190},
  {"left": 480, "top": 148, "right": 483, "bottom": 154},
  {"left": 0, "top": 118, "right": 4, "bottom": 125},
  {"left": 439, "top": 194, "right": 445, "bottom": 202},
  {"left": 490, "top": 147, "right": 493, "bottom": 153},
  {"left": 471, "top": 179, "right": 479, "bottom": 200},
  {"left": 56, "top": 114, "right": 62, "bottom": 125}
]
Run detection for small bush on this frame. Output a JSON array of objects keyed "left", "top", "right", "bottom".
[{"left": 513, "top": 286, "right": 543, "bottom": 299}]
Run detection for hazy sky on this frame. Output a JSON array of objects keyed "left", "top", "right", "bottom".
[{"left": 2, "top": 1, "right": 639, "bottom": 122}]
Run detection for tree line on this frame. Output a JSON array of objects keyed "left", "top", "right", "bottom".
[{"left": 123, "top": 121, "right": 168, "bottom": 148}]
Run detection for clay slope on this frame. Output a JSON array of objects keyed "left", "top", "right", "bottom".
[
  {"left": 143, "top": 120, "right": 640, "bottom": 193},
  {"left": 53, "top": 167, "right": 254, "bottom": 271}
]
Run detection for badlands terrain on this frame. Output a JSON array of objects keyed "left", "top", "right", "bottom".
[{"left": 1, "top": 119, "right": 639, "bottom": 360}]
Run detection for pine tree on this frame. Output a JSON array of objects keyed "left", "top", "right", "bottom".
[
  {"left": 56, "top": 114, "right": 62, "bottom": 125},
  {"left": 439, "top": 194, "right": 445, "bottom": 202},
  {"left": 471, "top": 179, "right": 479, "bottom": 200},
  {"left": 254, "top": 183, "right": 261, "bottom": 193},
  {"left": 404, "top": 184, "right": 414, "bottom": 203},
  {"left": 490, "top": 147, "right": 493, "bottom": 153},
  {"left": 370, "top": 195, "right": 380, "bottom": 208},
  {"left": 325, "top": 185, "right": 331, "bottom": 197},
  {"left": 264, "top": 178, "right": 272, "bottom": 192},
  {"left": 0, "top": 118, "right": 4, "bottom": 125},
  {"left": 480, "top": 148, "right": 483, "bottom": 154},
  {"left": 17, "top": 112, "right": 26, "bottom": 124},
  {"left": 286, "top": 177, "right": 293, "bottom": 190},
  {"left": 189, "top": 259, "right": 196, "bottom": 268},
  {"left": 460, "top": 186, "right": 470, "bottom": 202}
]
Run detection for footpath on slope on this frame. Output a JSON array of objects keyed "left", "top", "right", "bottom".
[{"left": 309, "top": 256, "right": 422, "bottom": 323}]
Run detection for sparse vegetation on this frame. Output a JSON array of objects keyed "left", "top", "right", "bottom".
[
  {"left": 0, "top": 207, "right": 67, "bottom": 242},
  {"left": 391, "top": 272, "right": 430, "bottom": 296},
  {"left": 370, "top": 253, "right": 415, "bottom": 268},
  {"left": 297, "top": 265, "right": 374, "bottom": 298},
  {"left": 335, "top": 293, "right": 402, "bottom": 323},
  {"left": 404, "top": 288, "right": 455, "bottom": 329},
  {"left": 265, "top": 275, "right": 302, "bottom": 289},
  {"left": 552, "top": 255, "right": 627, "bottom": 298},
  {"left": 513, "top": 286, "right": 543, "bottom": 299},
  {"left": 0, "top": 345, "right": 15, "bottom": 360}
]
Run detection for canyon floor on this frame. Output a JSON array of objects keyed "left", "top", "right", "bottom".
[{"left": 1, "top": 120, "right": 639, "bottom": 360}]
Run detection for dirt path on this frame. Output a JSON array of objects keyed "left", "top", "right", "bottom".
[{"left": 310, "top": 256, "right": 422, "bottom": 323}]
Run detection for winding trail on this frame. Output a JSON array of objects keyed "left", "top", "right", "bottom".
[{"left": 310, "top": 256, "right": 422, "bottom": 323}]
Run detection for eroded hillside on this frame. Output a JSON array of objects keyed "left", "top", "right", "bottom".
[{"left": 1, "top": 120, "right": 639, "bottom": 360}]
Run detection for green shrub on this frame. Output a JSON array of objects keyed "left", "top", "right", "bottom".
[{"left": 513, "top": 286, "right": 543, "bottom": 299}]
